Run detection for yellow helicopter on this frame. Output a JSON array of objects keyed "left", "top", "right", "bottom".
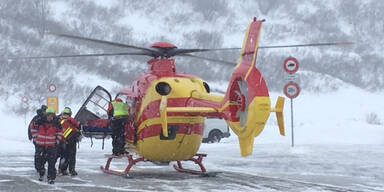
[{"left": 18, "top": 17, "right": 351, "bottom": 177}]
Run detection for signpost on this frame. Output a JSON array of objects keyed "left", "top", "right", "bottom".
[
  {"left": 22, "top": 96, "right": 29, "bottom": 127},
  {"left": 283, "top": 57, "right": 299, "bottom": 74},
  {"left": 283, "top": 57, "right": 300, "bottom": 147},
  {"left": 22, "top": 96, "right": 28, "bottom": 103},
  {"left": 283, "top": 82, "right": 300, "bottom": 99},
  {"left": 48, "top": 84, "right": 56, "bottom": 93},
  {"left": 47, "top": 96, "right": 59, "bottom": 113},
  {"left": 47, "top": 83, "right": 58, "bottom": 113}
]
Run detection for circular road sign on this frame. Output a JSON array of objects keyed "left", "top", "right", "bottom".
[
  {"left": 22, "top": 96, "right": 28, "bottom": 103},
  {"left": 284, "top": 82, "right": 300, "bottom": 99},
  {"left": 48, "top": 84, "right": 56, "bottom": 92},
  {"left": 283, "top": 57, "right": 299, "bottom": 74}
]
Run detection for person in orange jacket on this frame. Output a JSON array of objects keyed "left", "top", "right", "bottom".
[
  {"left": 58, "top": 107, "right": 81, "bottom": 176},
  {"left": 33, "top": 107, "right": 62, "bottom": 184}
]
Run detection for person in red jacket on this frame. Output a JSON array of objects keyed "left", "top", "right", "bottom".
[
  {"left": 58, "top": 107, "right": 81, "bottom": 176},
  {"left": 29, "top": 105, "right": 47, "bottom": 172},
  {"left": 33, "top": 107, "right": 62, "bottom": 184}
]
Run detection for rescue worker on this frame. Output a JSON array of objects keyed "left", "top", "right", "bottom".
[
  {"left": 33, "top": 107, "right": 62, "bottom": 184},
  {"left": 107, "top": 98, "right": 129, "bottom": 156},
  {"left": 58, "top": 107, "right": 80, "bottom": 176},
  {"left": 29, "top": 105, "right": 47, "bottom": 172}
]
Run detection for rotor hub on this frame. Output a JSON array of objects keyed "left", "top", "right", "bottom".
[{"left": 150, "top": 42, "right": 177, "bottom": 49}]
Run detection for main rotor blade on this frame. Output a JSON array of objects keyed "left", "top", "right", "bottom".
[
  {"left": 171, "top": 42, "right": 353, "bottom": 55},
  {"left": 180, "top": 53, "right": 236, "bottom": 65},
  {"left": 47, "top": 32, "right": 158, "bottom": 53},
  {"left": 258, "top": 42, "right": 354, "bottom": 49},
  {"left": 9, "top": 52, "right": 150, "bottom": 60},
  {"left": 171, "top": 48, "right": 241, "bottom": 55}
]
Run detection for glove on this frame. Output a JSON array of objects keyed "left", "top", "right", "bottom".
[{"left": 37, "top": 109, "right": 43, "bottom": 116}]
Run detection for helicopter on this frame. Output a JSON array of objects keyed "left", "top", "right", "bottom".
[{"left": 17, "top": 17, "right": 352, "bottom": 177}]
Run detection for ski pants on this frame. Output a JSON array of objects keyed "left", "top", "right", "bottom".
[
  {"left": 111, "top": 116, "right": 127, "bottom": 155},
  {"left": 35, "top": 146, "right": 57, "bottom": 180},
  {"left": 59, "top": 140, "right": 77, "bottom": 172},
  {"left": 34, "top": 143, "right": 38, "bottom": 172}
]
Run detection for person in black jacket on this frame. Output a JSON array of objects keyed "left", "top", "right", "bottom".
[{"left": 28, "top": 105, "right": 47, "bottom": 172}]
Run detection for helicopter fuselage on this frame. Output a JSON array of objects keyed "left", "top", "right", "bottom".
[{"left": 119, "top": 58, "right": 224, "bottom": 161}]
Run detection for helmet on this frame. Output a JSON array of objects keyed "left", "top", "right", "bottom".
[
  {"left": 41, "top": 105, "right": 47, "bottom": 111},
  {"left": 46, "top": 107, "right": 55, "bottom": 115},
  {"left": 63, "top": 107, "right": 72, "bottom": 115},
  {"left": 115, "top": 98, "right": 122, "bottom": 102}
]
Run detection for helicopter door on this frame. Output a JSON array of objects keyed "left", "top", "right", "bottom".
[{"left": 74, "top": 85, "right": 112, "bottom": 139}]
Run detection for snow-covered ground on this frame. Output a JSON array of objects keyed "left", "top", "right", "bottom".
[{"left": 0, "top": 86, "right": 384, "bottom": 191}]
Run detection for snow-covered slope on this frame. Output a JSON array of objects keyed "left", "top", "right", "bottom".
[{"left": 1, "top": 1, "right": 384, "bottom": 113}]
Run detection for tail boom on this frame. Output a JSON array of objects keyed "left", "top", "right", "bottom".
[{"left": 220, "top": 18, "right": 285, "bottom": 156}]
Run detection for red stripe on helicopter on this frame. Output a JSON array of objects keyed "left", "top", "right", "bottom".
[{"left": 137, "top": 122, "right": 204, "bottom": 140}]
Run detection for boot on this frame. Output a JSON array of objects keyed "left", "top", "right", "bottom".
[
  {"left": 38, "top": 171, "right": 44, "bottom": 181},
  {"left": 58, "top": 170, "right": 68, "bottom": 176},
  {"left": 70, "top": 170, "right": 78, "bottom": 176},
  {"left": 48, "top": 179, "right": 55, "bottom": 184}
]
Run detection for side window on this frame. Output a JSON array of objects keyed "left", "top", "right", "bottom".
[
  {"left": 86, "top": 88, "right": 110, "bottom": 119},
  {"left": 74, "top": 86, "right": 112, "bottom": 124}
]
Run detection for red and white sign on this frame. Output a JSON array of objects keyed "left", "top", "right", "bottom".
[
  {"left": 284, "top": 82, "right": 300, "bottom": 99},
  {"left": 48, "top": 84, "right": 56, "bottom": 92},
  {"left": 283, "top": 57, "right": 299, "bottom": 74},
  {"left": 22, "top": 96, "right": 28, "bottom": 103}
]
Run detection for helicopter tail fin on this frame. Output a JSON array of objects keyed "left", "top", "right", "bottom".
[
  {"left": 220, "top": 18, "right": 284, "bottom": 157},
  {"left": 271, "top": 96, "right": 285, "bottom": 136}
]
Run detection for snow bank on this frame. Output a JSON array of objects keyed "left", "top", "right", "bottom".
[
  {"left": 0, "top": 102, "right": 32, "bottom": 153},
  {"left": 262, "top": 87, "right": 384, "bottom": 145}
]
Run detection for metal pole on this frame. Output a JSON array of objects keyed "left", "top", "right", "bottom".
[{"left": 291, "top": 98, "right": 294, "bottom": 147}]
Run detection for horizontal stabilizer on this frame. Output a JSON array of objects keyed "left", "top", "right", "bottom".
[{"left": 271, "top": 96, "right": 285, "bottom": 136}]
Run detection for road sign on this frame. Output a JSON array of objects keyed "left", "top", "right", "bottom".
[
  {"left": 283, "top": 57, "right": 299, "bottom": 74},
  {"left": 283, "top": 82, "right": 300, "bottom": 99},
  {"left": 48, "top": 84, "right": 56, "bottom": 92},
  {"left": 47, "top": 96, "right": 58, "bottom": 113},
  {"left": 22, "top": 96, "right": 28, "bottom": 103},
  {"left": 284, "top": 74, "right": 298, "bottom": 82}
]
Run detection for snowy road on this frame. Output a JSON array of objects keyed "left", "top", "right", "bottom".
[{"left": 0, "top": 139, "right": 383, "bottom": 192}]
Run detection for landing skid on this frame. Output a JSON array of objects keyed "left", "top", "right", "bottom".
[
  {"left": 100, "top": 154, "right": 146, "bottom": 178},
  {"left": 100, "top": 153, "right": 218, "bottom": 178},
  {"left": 173, "top": 153, "right": 218, "bottom": 177}
]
